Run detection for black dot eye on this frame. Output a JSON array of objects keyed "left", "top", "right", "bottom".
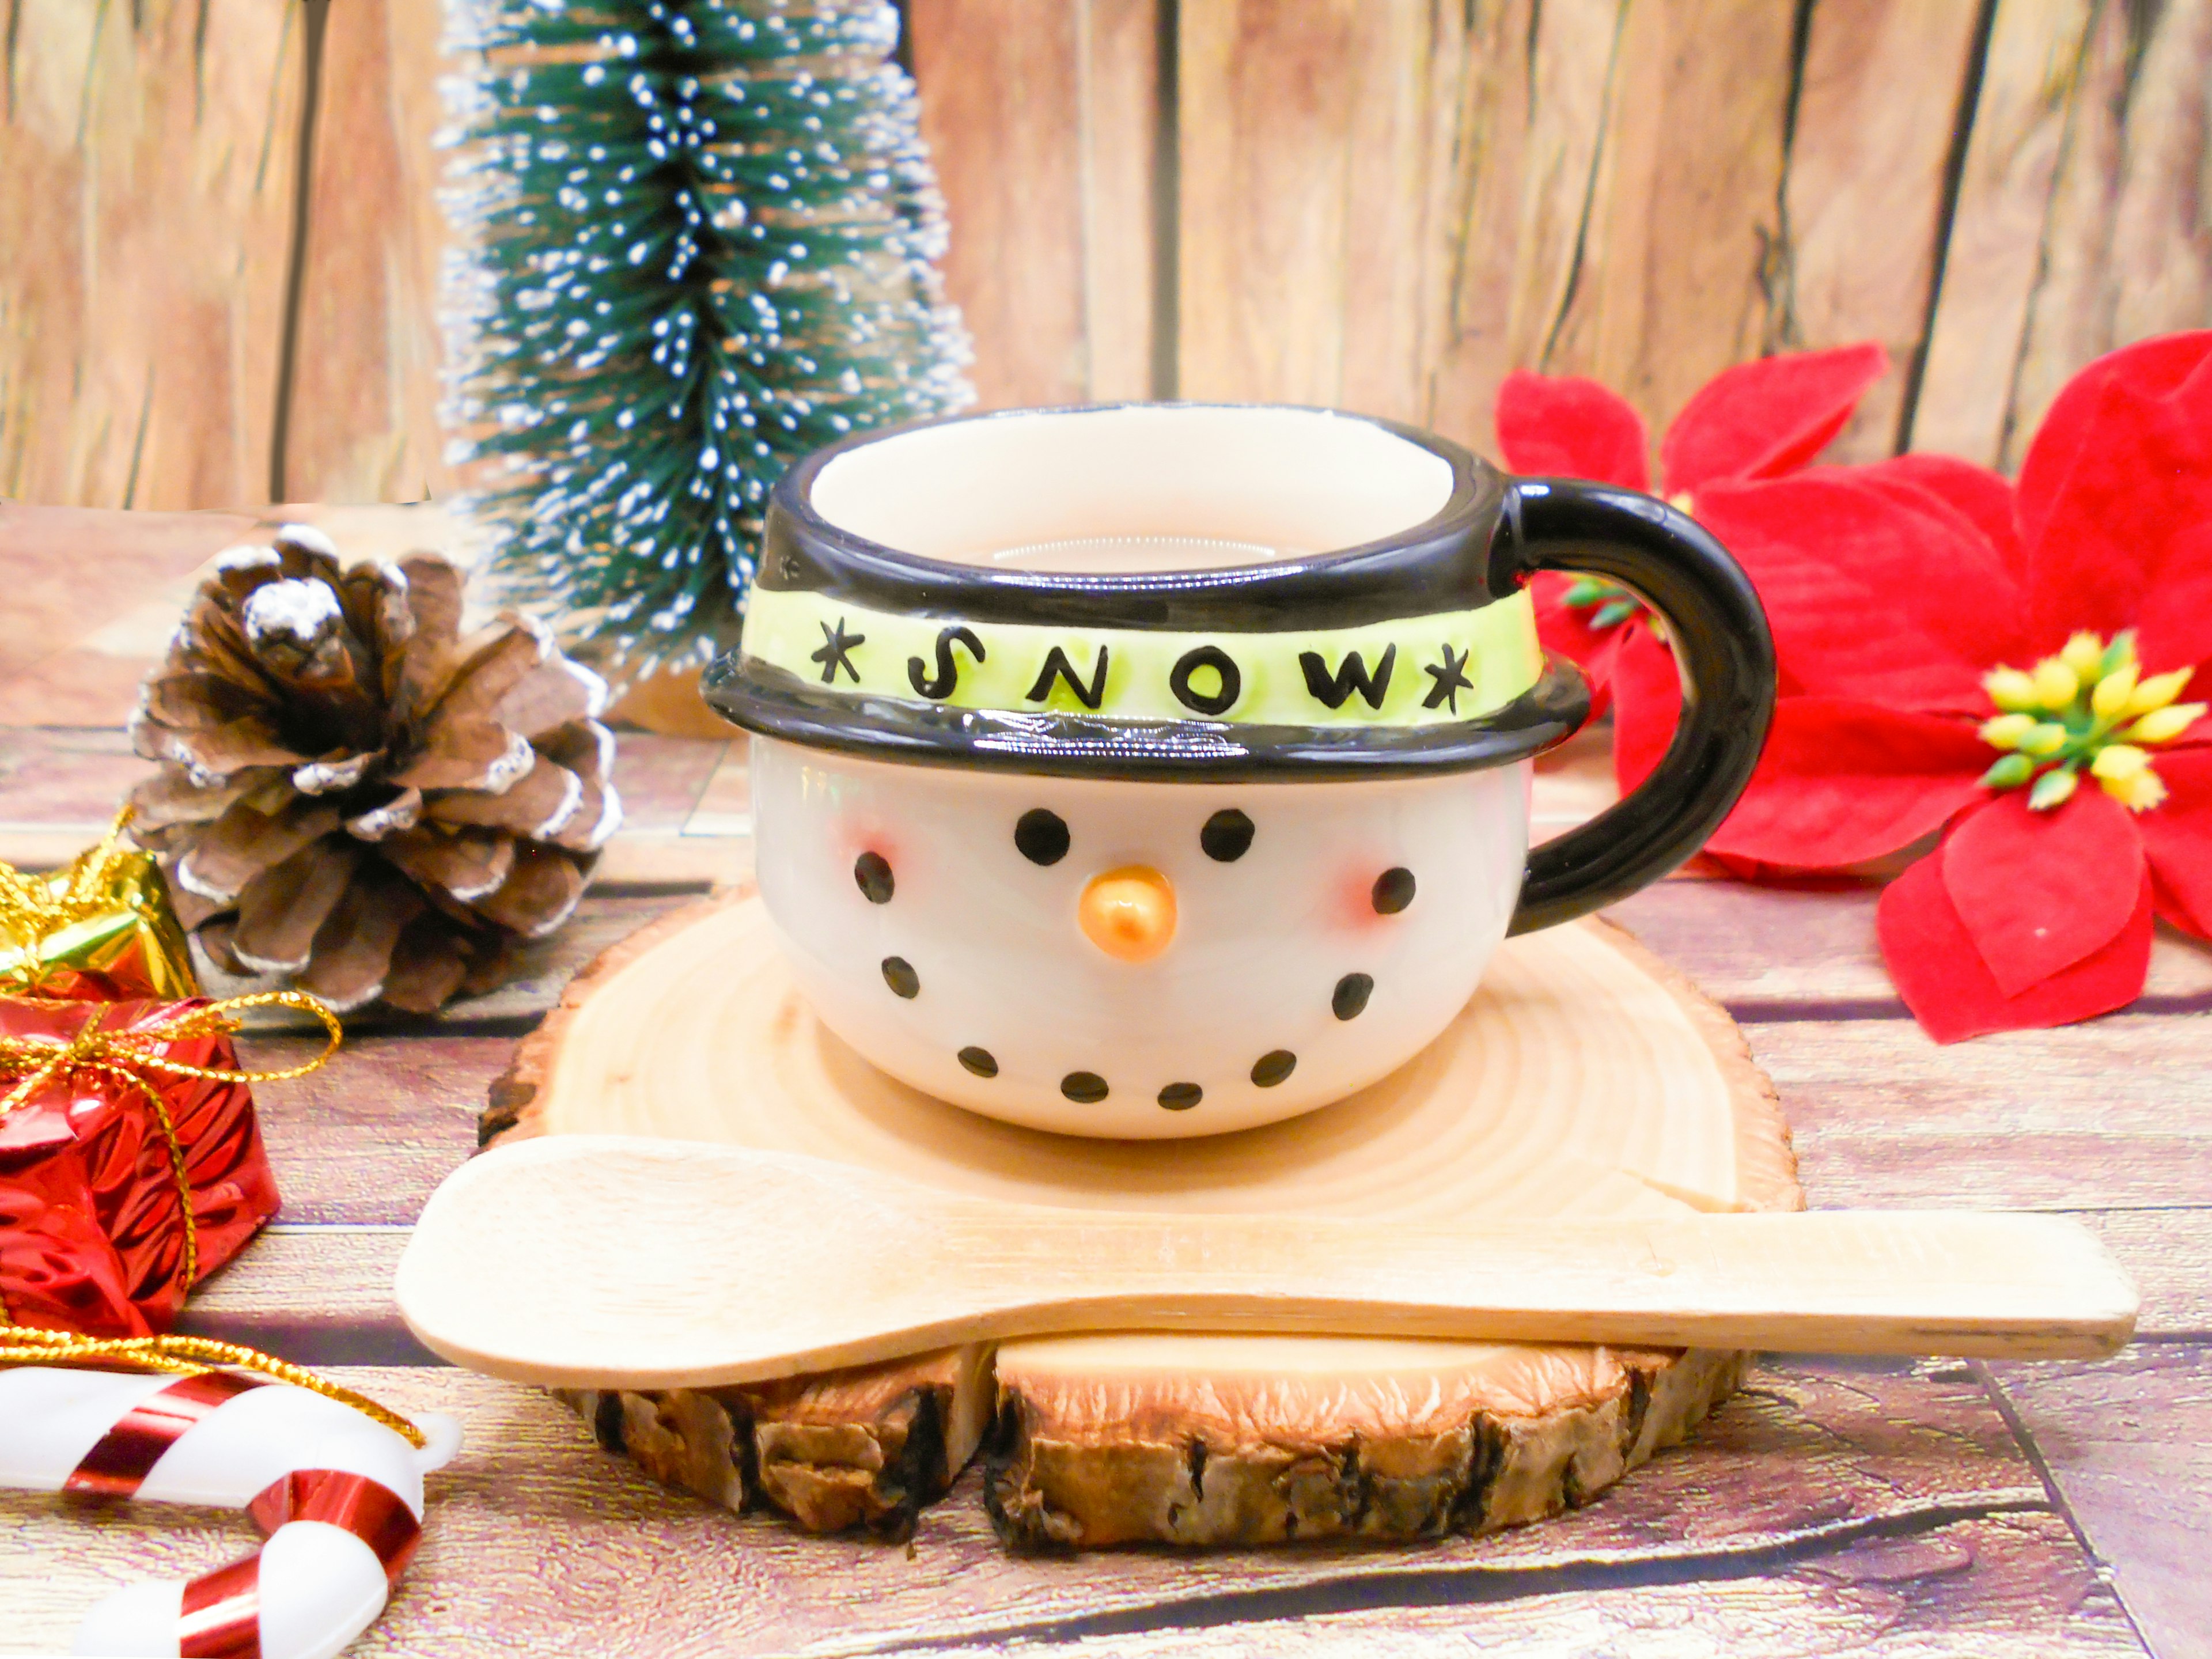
[
  {"left": 882, "top": 957, "right": 919, "bottom": 998},
  {"left": 1016, "top": 808, "right": 1070, "bottom": 866},
  {"left": 1200, "top": 808, "right": 1254, "bottom": 862},
  {"left": 1332, "top": 974, "right": 1373, "bottom": 1020},
  {"left": 1372, "top": 868, "right": 1414, "bottom": 914},
  {"left": 1060, "top": 1070, "right": 1108, "bottom": 1103},
  {"left": 854, "top": 851, "right": 894, "bottom": 903},
  {"left": 1251, "top": 1050, "right": 1297, "bottom": 1087},
  {"left": 1158, "top": 1082, "right": 1202, "bottom": 1111},
  {"left": 958, "top": 1046, "right": 998, "bottom": 1077}
]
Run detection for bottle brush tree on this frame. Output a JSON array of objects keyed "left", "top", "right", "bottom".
[{"left": 442, "top": 0, "right": 973, "bottom": 680}]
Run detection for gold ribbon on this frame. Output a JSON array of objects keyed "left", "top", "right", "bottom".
[
  {"left": 0, "top": 806, "right": 142, "bottom": 925},
  {"left": 0, "top": 979, "right": 415, "bottom": 1448},
  {"left": 0, "top": 806, "right": 196, "bottom": 1001},
  {"left": 0, "top": 1327, "right": 426, "bottom": 1448},
  {"left": 0, "top": 990, "right": 342, "bottom": 1320}
]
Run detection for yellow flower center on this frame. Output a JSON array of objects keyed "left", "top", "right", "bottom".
[{"left": 1979, "top": 631, "right": 2203, "bottom": 812}]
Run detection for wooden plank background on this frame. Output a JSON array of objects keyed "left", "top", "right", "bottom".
[
  {"left": 6, "top": 0, "right": 2212, "bottom": 512},
  {"left": 0, "top": 500, "right": 2207, "bottom": 1654}
]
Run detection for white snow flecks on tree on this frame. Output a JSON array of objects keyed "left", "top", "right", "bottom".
[{"left": 440, "top": 0, "right": 974, "bottom": 679}]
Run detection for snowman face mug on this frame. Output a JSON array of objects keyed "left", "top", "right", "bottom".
[{"left": 707, "top": 404, "right": 1774, "bottom": 1139}]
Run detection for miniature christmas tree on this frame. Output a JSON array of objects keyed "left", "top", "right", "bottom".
[{"left": 442, "top": 0, "right": 972, "bottom": 679}]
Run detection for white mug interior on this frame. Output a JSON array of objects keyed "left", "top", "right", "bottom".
[{"left": 806, "top": 404, "right": 1459, "bottom": 570}]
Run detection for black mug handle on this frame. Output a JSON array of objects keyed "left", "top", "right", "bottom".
[{"left": 1496, "top": 478, "right": 1776, "bottom": 935}]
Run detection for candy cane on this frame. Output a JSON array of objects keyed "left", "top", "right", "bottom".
[{"left": 0, "top": 1366, "right": 460, "bottom": 1659}]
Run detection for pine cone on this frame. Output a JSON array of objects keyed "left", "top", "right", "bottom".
[{"left": 127, "top": 525, "right": 621, "bottom": 1012}]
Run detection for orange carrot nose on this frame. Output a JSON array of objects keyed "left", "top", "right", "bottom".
[{"left": 1079, "top": 866, "right": 1178, "bottom": 961}]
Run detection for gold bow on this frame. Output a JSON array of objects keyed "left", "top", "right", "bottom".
[
  {"left": 0, "top": 990, "right": 342, "bottom": 1317},
  {"left": 0, "top": 806, "right": 196, "bottom": 1001}
]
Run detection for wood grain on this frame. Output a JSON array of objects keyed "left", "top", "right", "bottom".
[
  {"left": 1537, "top": 0, "right": 1796, "bottom": 437},
  {"left": 172, "top": 1206, "right": 2212, "bottom": 1366},
  {"left": 1175, "top": 0, "right": 1365, "bottom": 407},
  {"left": 1910, "top": 0, "right": 2098, "bottom": 464},
  {"left": 1176, "top": 0, "right": 1478, "bottom": 423},
  {"left": 0, "top": 1358, "right": 2086, "bottom": 1656},
  {"left": 908, "top": 0, "right": 1088, "bottom": 407},
  {"left": 402, "top": 1140, "right": 2128, "bottom": 1383},
  {"left": 0, "top": 0, "right": 305, "bottom": 509},
  {"left": 476, "top": 891, "right": 1804, "bottom": 1540},
  {"left": 279, "top": 0, "right": 451, "bottom": 504},
  {"left": 1754, "top": 1013, "right": 2212, "bottom": 1212},
  {"left": 2001, "top": 0, "right": 2212, "bottom": 471},
  {"left": 0, "top": 508, "right": 255, "bottom": 724},
  {"left": 886, "top": 1517, "right": 2138, "bottom": 1657},
  {"left": 1779, "top": 0, "right": 1988, "bottom": 461},
  {"left": 1076, "top": 0, "right": 1162, "bottom": 401},
  {"left": 1991, "top": 1343, "right": 2212, "bottom": 1659},
  {"left": 1410, "top": 0, "right": 1549, "bottom": 454},
  {"left": 499, "top": 897, "right": 1797, "bottom": 1219},
  {"left": 238, "top": 1032, "right": 510, "bottom": 1224},
  {"left": 1611, "top": 880, "right": 2212, "bottom": 1013}
]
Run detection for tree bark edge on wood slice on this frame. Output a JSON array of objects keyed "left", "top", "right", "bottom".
[{"left": 482, "top": 889, "right": 1802, "bottom": 1548}]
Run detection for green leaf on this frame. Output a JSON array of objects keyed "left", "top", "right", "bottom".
[
  {"left": 2028, "top": 767, "right": 2080, "bottom": 810},
  {"left": 1590, "top": 599, "right": 1641, "bottom": 630},
  {"left": 2101, "top": 630, "right": 2138, "bottom": 678}
]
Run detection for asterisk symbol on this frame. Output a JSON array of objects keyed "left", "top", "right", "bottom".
[
  {"left": 1422, "top": 644, "right": 1474, "bottom": 713},
  {"left": 810, "top": 617, "right": 866, "bottom": 684}
]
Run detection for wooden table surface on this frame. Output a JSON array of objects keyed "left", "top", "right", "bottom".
[{"left": 2, "top": 500, "right": 2208, "bottom": 1657}]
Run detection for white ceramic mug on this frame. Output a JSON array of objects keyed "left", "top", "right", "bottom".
[{"left": 708, "top": 404, "right": 1772, "bottom": 1139}]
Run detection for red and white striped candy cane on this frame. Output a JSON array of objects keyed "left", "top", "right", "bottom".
[{"left": 0, "top": 1365, "right": 460, "bottom": 1659}]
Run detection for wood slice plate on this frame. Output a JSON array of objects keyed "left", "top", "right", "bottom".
[{"left": 483, "top": 892, "right": 1801, "bottom": 1547}]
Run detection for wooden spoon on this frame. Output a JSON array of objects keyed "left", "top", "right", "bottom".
[{"left": 394, "top": 1135, "right": 2137, "bottom": 1389}]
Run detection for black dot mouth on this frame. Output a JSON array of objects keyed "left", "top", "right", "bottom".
[
  {"left": 1332, "top": 973, "right": 1373, "bottom": 1020},
  {"left": 1157, "top": 1081, "right": 1202, "bottom": 1111},
  {"left": 1250, "top": 1049, "right": 1297, "bottom": 1087},
  {"left": 882, "top": 956, "right": 919, "bottom": 998},
  {"left": 958, "top": 1046, "right": 998, "bottom": 1077},
  {"left": 1060, "top": 1070, "right": 1109, "bottom": 1104}
]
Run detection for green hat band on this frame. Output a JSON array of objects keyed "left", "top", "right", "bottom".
[{"left": 739, "top": 586, "right": 1543, "bottom": 729}]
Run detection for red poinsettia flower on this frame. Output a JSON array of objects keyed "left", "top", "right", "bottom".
[
  {"left": 1494, "top": 343, "right": 1888, "bottom": 714},
  {"left": 1617, "top": 332, "right": 2212, "bottom": 1041}
]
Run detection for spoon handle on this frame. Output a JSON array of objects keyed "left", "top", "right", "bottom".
[{"left": 397, "top": 1138, "right": 2137, "bottom": 1389}]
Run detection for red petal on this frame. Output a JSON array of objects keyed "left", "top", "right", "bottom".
[
  {"left": 1697, "top": 475, "right": 2014, "bottom": 704},
  {"left": 2018, "top": 331, "right": 2212, "bottom": 554},
  {"left": 1660, "top": 343, "right": 1888, "bottom": 494},
  {"left": 1703, "top": 698, "right": 1989, "bottom": 868},
  {"left": 1878, "top": 844, "right": 2153, "bottom": 1042},
  {"left": 1532, "top": 573, "right": 1627, "bottom": 718},
  {"left": 1494, "top": 373, "right": 1652, "bottom": 490},
  {"left": 2131, "top": 518, "right": 2212, "bottom": 679},
  {"left": 2139, "top": 745, "right": 2212, "bottom": 940},
  {"left": 1860, "top": 453, "right": 2025, "bottom": 581},
  {"left": 1939, "top": 787, "right": 2144, "bottom": 995},
  {"left": 2017, "top": 341, "right": 2212, "bottom": 646},
  {"left": 1609, "top": 623, "right": 1679, "bottom": 796}
]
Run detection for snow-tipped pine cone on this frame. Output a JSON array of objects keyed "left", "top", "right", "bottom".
[{"left": 127, "top": 524, "right": 621, "bottom": 1012}]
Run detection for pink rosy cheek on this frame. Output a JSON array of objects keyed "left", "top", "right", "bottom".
[
  {"left": 836, "top": 819, "right": 900, "bottom": 867},
  {"left": 1330, "top": 864, "right": 1392, "bottom": 930}
]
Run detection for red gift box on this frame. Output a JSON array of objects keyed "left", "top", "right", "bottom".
[{"left": 0, "top": 995, "right": 282, "bottom": 1336}]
